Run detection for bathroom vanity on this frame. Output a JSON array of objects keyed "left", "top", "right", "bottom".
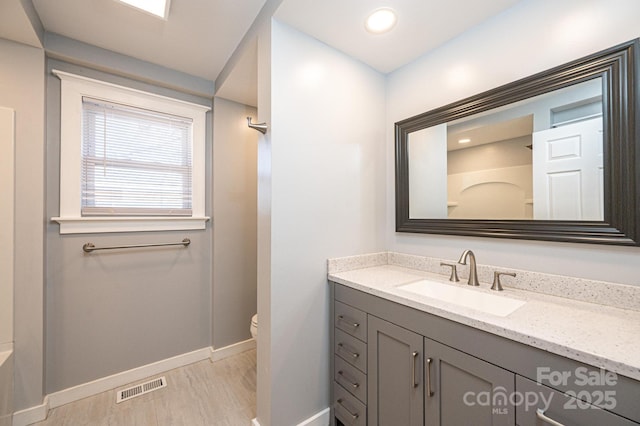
[{"left": 328, "top": 253, "right": 640, "bottom": 426}]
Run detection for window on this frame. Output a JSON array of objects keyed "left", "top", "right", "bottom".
[
  {"left": 52, "top": 70, "right": 210, "bottom": 234},
  {"left": 81, "top": 98, "right": 193, "bottom": 216}
]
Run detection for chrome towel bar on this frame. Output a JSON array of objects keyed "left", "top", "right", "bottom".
[{"left": 82, "top": 238, "right": 190, "bottom": 253}]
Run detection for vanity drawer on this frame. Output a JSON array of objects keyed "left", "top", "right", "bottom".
[
  {"left": 335, "top": 301, "right": 367, "bottom": 342},
  {"left": 335, "top": 329, "right": 367, "bottom": 373},
  {"left": 334, "top": 382, "right": 366, "bottom": 426},
  {"left": 515, "top": 375, "right": 637, "bottom": 426},
  {"left": 334, "top": 355, "right": 367, "bottom": 403}
]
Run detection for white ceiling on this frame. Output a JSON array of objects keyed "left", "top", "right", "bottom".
[
  {"left": 274, "top": 0, "right": 521, "bottom": 74},
  {"left": 447, "top": 115, "right": 533, "bottom": 151},
  {"left": 0, "top": 0, "right": 42, "bottom": 48},
  {"left": 31, "top": 0, "right": 266, "bottom": 81},
  {"left": 4, "top": 0, "right": 523, "bottom": 102}
]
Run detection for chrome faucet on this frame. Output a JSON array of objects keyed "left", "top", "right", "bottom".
[{"left": 458, "top": 250, "right": 480, "bottom": 286}]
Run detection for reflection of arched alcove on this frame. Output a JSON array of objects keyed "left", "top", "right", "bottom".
[
  {"left": 448, "top": 181, "right": 527, "bottom": 219},
  {"left": 447, "top": 165, "right": 533, "bottom": 220}
]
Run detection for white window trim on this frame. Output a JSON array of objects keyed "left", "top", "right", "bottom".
[{"left": 51, "top": 70, "right": 210, "bottom": 234}]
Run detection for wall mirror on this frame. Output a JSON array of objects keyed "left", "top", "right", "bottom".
[{"left": 395, "top": 39, "right": 639, "bottom": 246}]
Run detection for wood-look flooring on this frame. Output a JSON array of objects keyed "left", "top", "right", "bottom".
[{"left": 34, "top": 349, "right": 256, "bottom": 426}]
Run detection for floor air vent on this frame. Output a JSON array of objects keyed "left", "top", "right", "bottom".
[{"left": 116, "top": 376, "right": 167, "bottom": 403}]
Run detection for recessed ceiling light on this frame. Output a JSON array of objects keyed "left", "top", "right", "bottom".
[
  {"left": 116, "top": 0, "right": 171, "bottom": 19},
  {"left": 365, "top": 8, "right": 397, "bottom": 34},
  {"left": 458, "top": 138, "right": 471, "bottom": 144}
]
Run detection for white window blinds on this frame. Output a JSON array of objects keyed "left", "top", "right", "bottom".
[{"left": 81, "top": 97, "right": 193, "bottom": 216}]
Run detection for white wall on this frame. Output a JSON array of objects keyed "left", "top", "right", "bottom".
[
  {"left": 260, "top": 20, "right": 386, "bottom": 425},
  {"left": 0, "top": 351, "right": 13, "bottom": 426},
  {"left": 212, "top": 97, "right": 258, "bottom": 348},
  {"left": 0, "top": 106, "right": 14, "bottom": 349},
  {"left": 0, "top": 104, "right": 14, "bottom": 426},
  {"left": 255, "top": 18, "right": 273, "bottom": 426},
  {"left": 0, "top": 37, "right": 45, "bottom": 411},
  {"left": 387, "top": 0, "right": 640, "bottom": 285}
]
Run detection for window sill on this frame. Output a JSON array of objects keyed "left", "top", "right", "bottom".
[{"left": 51, "top": 216, "right": 210, "bottom": 234}]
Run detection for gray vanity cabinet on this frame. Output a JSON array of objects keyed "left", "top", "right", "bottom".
[
  {"left": 333, "top": 300, "right": 368, "bottom": 426},
  {"left": 366, "top": 316, "right": 516, "bottom": 426},
  {"left": 330, "top": 282, "right": 640, "bottom": 426},
  {"left": 424, "top": 337, "right": 515, "bottom": 426},
  {"left": 367, "top": 315, "right": 424, "bottom": 426}
]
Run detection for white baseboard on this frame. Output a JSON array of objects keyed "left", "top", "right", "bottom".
[
  {"left": 47, "top": 346, "right": 211, "bottom": 410},
  {"left": 210, "top": 338, "right": 255, "bottom": 362},
  {"left": 251, "top": 408, "right": 330, "bottom": 426},
  {"left": 297, "top": 407, "right": 330, "bottom": 426},
  {"left": 12, "top": 396, "right": 49, "bottom": 426},
  {"left": 13, "top": 342, "right": 256, "bottom": 425},
  {"left": 251, "top": 407, "right": 330, "bottom": 426}
]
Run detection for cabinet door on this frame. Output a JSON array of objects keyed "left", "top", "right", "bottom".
[
  {"left": 515, "top": 375, "right": 637, "bottom": 426},
  {"left": 368, "top": 315, "right": 424, "bottom": 426},
  {"left": 424, "top": 337, "right": 515, "bottom": 426}
]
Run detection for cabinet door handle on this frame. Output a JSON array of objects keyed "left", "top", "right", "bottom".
[
  {"left": 337, "top": 370, "right": 359, "bottom": 389},
  {"left": 536, "top": 409, "right": 566, "bottom": 426},
  {"left": 426, "top": 357, "right": 434, "bottom": 397},
  {"left": 412, "top": 351, "right": 419, "bottom": 388},
  {"left": 337, "top": 315, "right": 360, "bottom": 328},
  {"left": 337, "top": 398, "right": 359, "bottom": 420},
  {"left": 337, "top": 342, "right": 359, "bottom": 359}
]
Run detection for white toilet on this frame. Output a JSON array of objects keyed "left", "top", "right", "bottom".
[{"left": 250, "top": 314, "right": 258, "bottom": 339}]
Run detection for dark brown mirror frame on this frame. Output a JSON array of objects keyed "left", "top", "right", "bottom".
[{"left": 395, "top": 39, "right": 640, "bottom": 246}]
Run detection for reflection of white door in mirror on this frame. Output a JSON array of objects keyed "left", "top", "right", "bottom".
[{"left": 532, "top": 117, "right": 603, "bottom": 220}]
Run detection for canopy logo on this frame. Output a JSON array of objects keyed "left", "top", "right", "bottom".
[{"left": 462, "top": 367, "right": 618, "bottom": 414}]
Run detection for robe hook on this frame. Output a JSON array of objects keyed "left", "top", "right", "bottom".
[{"left": 247, "top": 117, "right": 267, "bottom": 134}]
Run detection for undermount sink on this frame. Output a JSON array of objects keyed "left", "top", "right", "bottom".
[{"left": 397, "top": 279, "right": 526, "bottom": 317}]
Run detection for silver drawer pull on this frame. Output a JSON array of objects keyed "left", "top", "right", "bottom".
[
  {"left": 536, "top": 409, "right": 566, "bottom": 426},
  {"left": 412, "top": 351, "right": 419, "bottom": 388},
  {"left": 337, "top": 342, "right": 359, "bottom": 358},
  {"left": 337, "top": 315, "right": 360, "bottom": 328},
  {"left": 337, "top": 398, "right": 359, "bottom": 420},
  {"left": 426, "top": 357, "right": 434, "bottom": 397},
  {"left": 337, "top": 370, "right": 359, "bottom": 389}
]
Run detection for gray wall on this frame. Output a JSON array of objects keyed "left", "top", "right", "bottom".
[
  {"left": 45, "top": 33, "right": 214, "bottom": 98},
  {"left": 212, "top": 97, "right": 258, "bottom": 348},
  {"left": 0, "top": 37, "right": 46, "bottom": 411},
  {"left": 3, "top": 30, "right": 262, "bottom": 407},
  {"left": 45, "top": 57, "right": 213, "bottom": 392}
]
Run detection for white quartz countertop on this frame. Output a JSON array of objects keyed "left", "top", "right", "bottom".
[{"left": 329, "top": 264, "right": 640, "bottom": 382}]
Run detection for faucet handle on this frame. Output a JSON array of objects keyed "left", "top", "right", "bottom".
[
  {"left": 491, "top": 271, "right": 516, "bottom": 291},
  {"left": 440, "top": 262, "right": 460, "bottom": 282}
]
